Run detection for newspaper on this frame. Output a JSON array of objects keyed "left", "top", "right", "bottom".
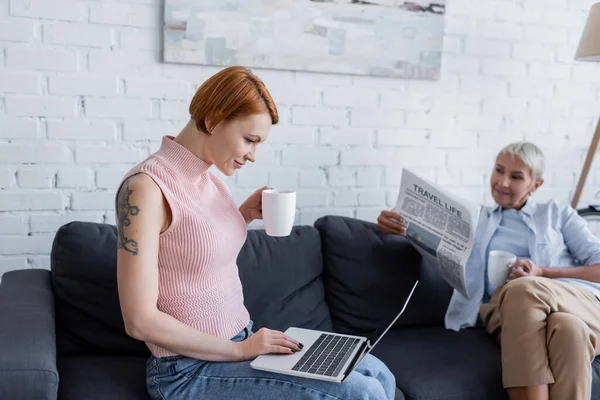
[{"left": 393, "top": 169, "right": 481, "bottom": 299}]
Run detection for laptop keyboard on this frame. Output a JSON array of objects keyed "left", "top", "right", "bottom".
[{"left": 291, "top": 333, "right": 360, "bottom": 377}]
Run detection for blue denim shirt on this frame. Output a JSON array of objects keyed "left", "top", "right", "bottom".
[{"left": 444, "top": 199, "right": 600, "bottom": 332}]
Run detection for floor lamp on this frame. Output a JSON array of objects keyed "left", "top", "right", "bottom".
[{"left": 571, "top": 2, "right": 600, "bottom": 209}]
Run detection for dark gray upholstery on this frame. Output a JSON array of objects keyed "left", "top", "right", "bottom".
[
  {"left": 57, "top": 355, "right": 147, "bottom": 400},
  {"left": 315, "top": 215, "right": 600, "bottom": 400},
  {"left": 238, "top": 225, "right": 333, "bottom": 333},
  {"left": 314, "top": 215, "right": 453, "bottom": 334},
  {"left": 3, "top": 215, "right": 600, "bottom": 400},
  {"left": 51, "top": 222, "right": 149, "bottom": 357},
  {"left": 0, "top": 269, "right": 59, "bottom": 400},
  {"left": 373, "top": 327, "right": 600, "bottom": 400},
  {"left": 51, "top": 222, "right": 332, "bottom": 356},
  {"left": 47, "top": 221, "right": 333, "bottom": 399},
  {"left": 372, "top": 327, "right": 506, "bottom": 400},
  {"left": 594, "top": 359, "right": 600, "bottom": 397}
]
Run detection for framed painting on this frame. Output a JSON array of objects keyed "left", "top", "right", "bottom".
[{"left": 163, "top": 1, "right": 445, "bottom": 80}]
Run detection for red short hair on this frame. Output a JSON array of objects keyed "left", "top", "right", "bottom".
[{"left": 189, "top": 66, "right": 279, "bottom": 133}]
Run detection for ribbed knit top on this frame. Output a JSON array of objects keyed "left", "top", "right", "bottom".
[{"left": 120, "top": 135, "right": 250, "bottom": 357}]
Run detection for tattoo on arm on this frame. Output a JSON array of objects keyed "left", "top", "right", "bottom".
[{"left": 117, "top": 177, "right": 141, "bottom": 256}]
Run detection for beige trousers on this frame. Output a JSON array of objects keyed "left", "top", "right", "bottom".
[{"left": 480, "top": 277, "right": 600, "bottom": 400}]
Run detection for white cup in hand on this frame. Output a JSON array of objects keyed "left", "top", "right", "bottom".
[
  {"left": 262, "top": 189, "right": 296, "bottom": 237},
  {"left": 487, "top": 250, "right": 517, "bottom": 288}
]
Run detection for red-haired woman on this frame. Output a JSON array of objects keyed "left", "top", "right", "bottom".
[{"left": 115, "top": 66, "right": 396, "bottom": 400}]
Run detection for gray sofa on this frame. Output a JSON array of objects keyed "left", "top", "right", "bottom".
[{"left": 2, "top": 215, "right": 600, "bottom": 400}]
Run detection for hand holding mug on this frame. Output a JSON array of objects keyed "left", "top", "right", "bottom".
[
  {"left": 508, "top": 259, "right": 543, "bottom": 280},
  {"left": 240, "top": 186, "right": 270, "bottom": 224}
]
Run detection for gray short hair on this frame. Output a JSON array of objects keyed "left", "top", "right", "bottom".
[{"left": 498, "top": 142, "right": 545, "bottom": 181}]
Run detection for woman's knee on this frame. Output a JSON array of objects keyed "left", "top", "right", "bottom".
[
  {"left": 342, "top": 373, "right": 391, "bottom": 400},
  {"left": 345, "top": 355, "right": 395, "bottom": 400},
  {"left": 547, "top": 312, "right": 596, "bottom": 351}
]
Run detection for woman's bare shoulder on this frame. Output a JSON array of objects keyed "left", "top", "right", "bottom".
[{"left": 117, "top": 173, "right": 166, "bottom": 221}]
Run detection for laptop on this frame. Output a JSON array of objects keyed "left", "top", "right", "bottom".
[{"left": 250, "top": 280, "right": 419, "bottom": 383}]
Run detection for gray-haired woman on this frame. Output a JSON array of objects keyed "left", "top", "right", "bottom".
[{"left": 378, "top": 142, "right": 600, "bottom": 400}]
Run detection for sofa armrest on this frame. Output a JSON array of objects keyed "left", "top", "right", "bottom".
[{"left": 0, "top": 269, "right": 58, "bottom": 400}]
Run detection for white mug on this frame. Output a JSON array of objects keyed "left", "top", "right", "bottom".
[
  {"left": 261, "top": 189, "right": 296, "bottom": 237},
  {"left": 487, "top": 250, "right": 517, "bottom": 289}
]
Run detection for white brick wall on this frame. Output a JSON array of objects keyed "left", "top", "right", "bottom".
[
  {"left": 43, "top": 22, "right": 113, "bottom": 48},
  {"left": 6, "top": 48, "right": 79, "bottom": 72},
  {"left": 1, "top": 0, "right": 600, "bottom": 276},
  {"left": 84, "top": 98, "right": 152, "bottom": 118},
  {"left": 0, "top": 71, "right": 41, "bottom": 94},
  {"left": 9, "top": 0, "right": 86, "bottom": 22},
  {"left": 0, "top": 216, "right": 27, "bottom": 235},
  {"left": 0, "top": 20, "right": 35, "bottom": 42},
  {"left": 0, "top": 117, "right": 39, "bottom": 139},
  {"left": 0, "top": 192, "right": 66, "bottom": 211},
  {"left": 17, "top": 168, "right": 54, "bottom": 188},
  {"left": 57, "top": 168, "right": 95, "bottom": 189},
  {"left": 49, "top": 76, "right": 118, "bottom": 96},
  {"left": 89, "top": 3, "right": 157, "bottom": 27},
  {"left": 0, "top": 143, "right": 73, "bottom": 163},
  {"left": 48, "top": 120, "right": 117, "bottom": 141},
  {"left": 6, "top": 96, "right": 77, "bottom": 117}
]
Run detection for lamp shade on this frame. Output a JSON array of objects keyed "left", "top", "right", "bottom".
[{"left": 576, "top": 2, "right": 600, "bottom": 61}]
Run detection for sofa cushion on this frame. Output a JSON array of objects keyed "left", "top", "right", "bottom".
[
  {"left": 371, "top": 326, "right": 507, "bottom": 400},
  {"left": 57, "top": 355, "right": 147, "bottom": 400},
  {"left": 314, "top": 215, "right": 453, "bottom": 335},
  {"left": 51, "top": 221, "right": 332, "bottom": 357},
  {"left": 372, "top": 325, "right": 600, "bottom": 400},
  {"left": 594, "top": 359, "right": 600, "bottom": 398},
  {"left": 237, "top": 226, "right": 333, "bottom": 333},
  {"left": 51, "top": 222, "right": 150, "bottom": 357}
]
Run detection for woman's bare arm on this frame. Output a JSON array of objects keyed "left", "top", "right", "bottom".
[{"left": 116, "top": 174, "right": 301, "bottom": 361}]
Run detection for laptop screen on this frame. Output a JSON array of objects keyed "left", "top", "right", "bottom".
[{"left": 365, "top": 280, "right": 419, "bottom": 351}]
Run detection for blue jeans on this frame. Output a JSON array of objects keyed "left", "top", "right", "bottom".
[{"left": 146, "top": 321, "right": 396, "bottom": 400}]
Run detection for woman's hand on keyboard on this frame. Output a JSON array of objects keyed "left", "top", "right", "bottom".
[{"left": 233, "top": 328, "right": 303, "bottom": 361}]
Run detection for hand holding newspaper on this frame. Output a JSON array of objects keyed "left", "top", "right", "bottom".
[{"left": 393, "top": 169, "right": 481, "bottom": 299}]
